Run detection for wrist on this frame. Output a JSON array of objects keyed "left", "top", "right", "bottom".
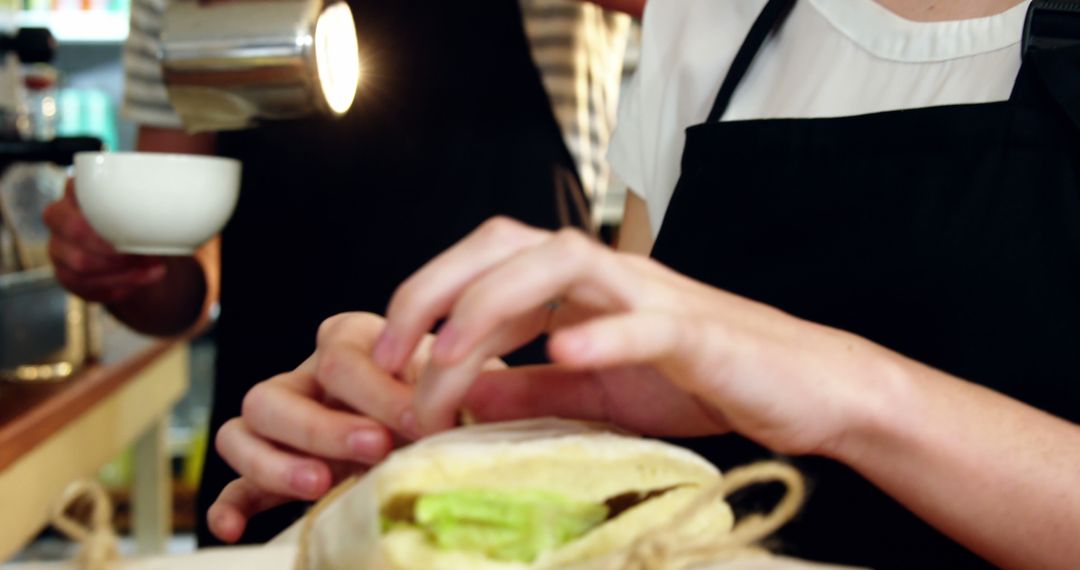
[
  {"left": 819, "top": 341, "right": 923, "bottom": 468},
  {"left": 106, "top": 256, "right": 208, "bottom": 336}
]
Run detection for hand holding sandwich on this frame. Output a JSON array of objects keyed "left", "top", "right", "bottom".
[
  {"left": 208, "top": 312, "right": 511, "bottom": 542},
  {"left": 209, "top": 313, "right": 409, "bottom": 542},
  {"left": 213, "top": 217, "right": 1080, "bottom": 568},
  {"left": 372, "top": 217, "right": 1080, "bottom": 569}
]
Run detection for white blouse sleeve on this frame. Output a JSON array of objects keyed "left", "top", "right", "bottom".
[
  {"left": 606, "top": 68, "right": 647, "bottom": 201},
  {"left": 606, "top": 0, "right": 742, "bottom": 237}
]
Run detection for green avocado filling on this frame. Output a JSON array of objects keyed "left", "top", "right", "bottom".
[
  {"left": 381, "top": 489, "right": 609, "bottom": 563},
  {"left": 380, "top": 485, "right": 688, "bottom": 563}
]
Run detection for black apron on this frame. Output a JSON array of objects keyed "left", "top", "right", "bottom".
[
  {"left": 651, "top": 1, "right": 1080, "bottom": 567},
  {"left": 197, "top": 0, "right": 580, "bottom": 545}
]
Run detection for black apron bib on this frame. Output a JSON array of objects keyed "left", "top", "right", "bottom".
[{"left": 651, "top": 1, "right": 1080, "bottom": 567}]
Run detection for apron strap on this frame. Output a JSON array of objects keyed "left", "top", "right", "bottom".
[
  {"left": 706, "top": 0, "right": 797, "bottom": 123},
  {"left": 1022, "top": 0, "right": 1080, "bottom": 58},
  {"left": 1016, "top": 1, "right": 1080, "bottom": 133}
]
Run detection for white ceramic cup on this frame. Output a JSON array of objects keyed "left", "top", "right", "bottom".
[{"left": 74, "top": 152, "right": 241, "bottom": 255}]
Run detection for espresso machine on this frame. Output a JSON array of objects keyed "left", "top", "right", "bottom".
[
  {"left": 0, "top": 26, "right": 104, "bottom": 381},
  {"left": 0, "top": 0, "right": 361, "bottom": 381}
]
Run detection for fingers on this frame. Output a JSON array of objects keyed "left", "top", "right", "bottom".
[
  {"left": 412, "top": 314, "right": 550, "bottom": 433},
  {"left": 211, "top": 324, "right": 403, "bottom": 544},
  {"left": 206, "top": 478, "right": 291, "bottom": 543},
  {"left": 375, "top": 217, "right": 550, "bottom": 373},
  {"left": 242, "top": 372, "right": 393, "bottom": 464},
  {"left": 215, "top": 417, "right": 334, "bottom": 501},
  {"left": 406, "top": 229, "right": 635, "bottom": 433},
  {"left": 314, "top": 313, "right": 419, "bottom": 438},
  {"left": 43, "top": 185, "right": 115, "bottom": 255},
  {"left": 47, "top": 235, "right": 151, "bottom": 276},
  {"left": 50, "top": 238, "right": 164, "bottom": 282},
  {"left": 465, "top": 361, "right": 729, "bottom": 438},
  {"left": 51, "top": 257, "right": 166, "bottom": 303},
  {"left": 548, "top": 311, "right": 696, "bottom": 370},
  {"left": 430, "top": 228, "right": 630, "bottom": 366},
  {"left": 45, "top": 185, "right": 166, "bottom": 302},
  {"left": 464, "top": 365, "right": 610, "bottom": 424},
  {"left": 550, "top": 311, "right": 735, "bottom": 395},
  {"left": 209, "top": 465, "right": 368, "bottom": 544}
]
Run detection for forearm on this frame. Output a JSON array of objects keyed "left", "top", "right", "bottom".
[
  {"left": 615, "top": 192, "right": 653, "bottom": 255},
  {"left": 832, "top": 351, "right": 1080, "bottom": 568},
  {"left": 106, "top": 251, "right": 210, "bottom": 336}
]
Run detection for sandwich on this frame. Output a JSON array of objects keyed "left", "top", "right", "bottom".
[{"left": 295, "top": 418, "right": 737, "bottom": 569}]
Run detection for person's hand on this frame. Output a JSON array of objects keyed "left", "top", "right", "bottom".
[
  {"left": 207, "top": 312, "right": 507, "bottom": 542},
  {"left": 373, "top": 217, "right": 899, "bottom": 459},
  {"left": 43, "top": 182, "right": 167, "bottom": 303}
]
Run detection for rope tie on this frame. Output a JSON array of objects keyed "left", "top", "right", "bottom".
[
  {"left": 610, "top": 461, "right": 805, "bottom": 570},
  {"left": 50, "top": 479, "right": 119, "bottom": 570}
]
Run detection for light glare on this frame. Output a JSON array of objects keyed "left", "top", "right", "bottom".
[{"left": 315, "top": 2, "right": 361, "bottom": 115}]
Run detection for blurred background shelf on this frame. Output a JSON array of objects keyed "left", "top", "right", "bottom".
[{"left": 6, "top": 10, "right": 129, "bottom": 44}]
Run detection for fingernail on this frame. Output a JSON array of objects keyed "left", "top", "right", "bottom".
[
  {"left": 214, "top": 512, "right": 241, "bottom": 543},
  {"left": 432, "top": 322, "right": 460, "bottom": 363},
  {"left": 209, "top": 509, "right": 226, "bottom": 531},
  {"left": 347, "top": 430, "right": 385, "bottom": 460},
  {"left": 399, "top": 409, "right": 420, "bottom": 440},
  {"left": 210, "top": 510, "right": 231, "bottom": 535},
  {"left": 291, "top": 466, "right": 321, "bottom": 496},
  {"left": 372, "top": 329, "right": 396, "bottom": 371}
]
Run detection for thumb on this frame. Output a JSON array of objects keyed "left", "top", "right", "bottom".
[{"left": 463, "top": 365, "right": 612, "bottom": 424}]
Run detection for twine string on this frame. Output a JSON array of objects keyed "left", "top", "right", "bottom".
[
  {"left": 612, "top": 461, "right": 805, "bottom": 570},
  {"left": 49, "top": 479, "right": 119, "bottom": 570}
]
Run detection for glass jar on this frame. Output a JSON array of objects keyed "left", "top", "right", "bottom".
[{"left": 23, "top": 63, "right": 59, "bottom": 141}]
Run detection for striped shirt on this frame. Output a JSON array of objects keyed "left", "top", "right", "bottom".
[
  {"left": 122, "top": 0, "right": 183, "bottom": 130},
  {"left": 122, "top": 0, "right": 633, "bottom": 224},
  {"left": 519, "top": 0, "right": 631, "bottom": 225}
]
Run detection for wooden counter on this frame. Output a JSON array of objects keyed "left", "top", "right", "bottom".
[{"left": 0, "top": 339, "right": 189, "bottom": 562}]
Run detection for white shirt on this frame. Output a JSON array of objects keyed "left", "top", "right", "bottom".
[{"left": 607, "top": 0, "right": 1031, "bottom": 236}]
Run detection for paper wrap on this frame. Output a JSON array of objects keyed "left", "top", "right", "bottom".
[
  {"left": 12, "top": 419, "right": 866, "bottom": 570},
  {"left": 290, "top": 418, "right": 855, "bottom": 570}
]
